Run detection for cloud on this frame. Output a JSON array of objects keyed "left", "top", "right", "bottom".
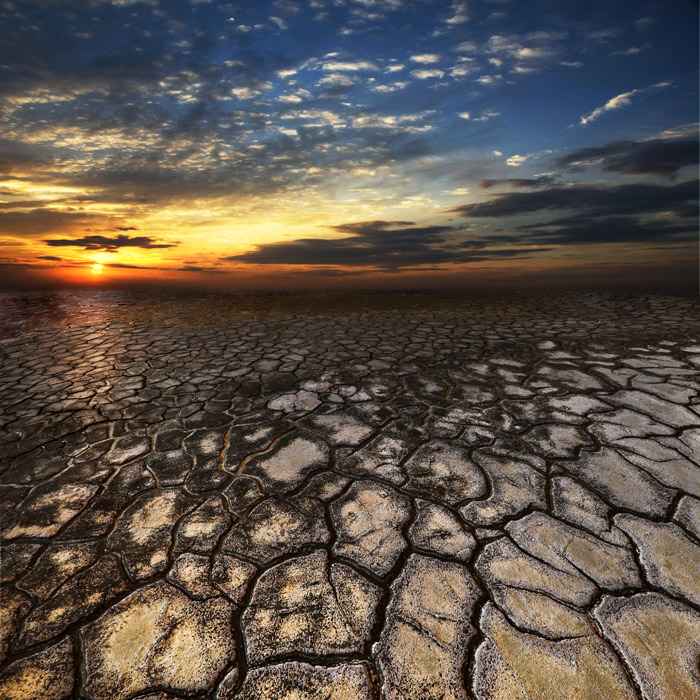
[
  {"left": 107, "top": 262, "right": 161, "bottom": 269},
  {"left": 410, "top": 53, "right": 441, "bottom": 64},
  {"left": 473, "top": 109, "right": 501, "bottom": 122},
  {"left": 556, "top": 135, "right": 699, "bottom": 178},
  {"left": 317, "top": 72, "right": 359, "bottom": 89},
  {"left": 521, "top": 216, "right": 697, "bottom": 246},
  {"left": 634, "top": 17, "right": 656, "bottom": 31},
  {"left": 455, "top": 41, "right": 478, "bottom": 53},
  {"left": 321, "top": 60, "right": 379, "bottom": 71},
  {"left": 371, "top": 81, "right": 409, "bottom": 93},
  {"left": 478, "top": 177, "right": 557, "bottom": 189},
  {"left": 0, "top": 209, "right": 106, "bottom": 237},
  {"left": 506, "top": 154, "right": 530, "bottom": 166},
  {"left": 180, "top": 264, "right": 227, "bottom": 274},
  {"left": 351, "top": 110, "right": 434, "bottom": 128},
  {"left": 451, "top": 179, "right": 698, "bottom": 219},
  {"left": 410, "top": 68, "right": 445, "bottom": 79},
  {"left": 586, "top": 28, "right": 622, "bottom": 42},
  {"left": 485, "top": 31, "right": 565, "bottom": 72},
  {"left": 0, "top": 149, "right": 52, "bottom": 176},
  {"left": 445, "top": 2, "right": 469, "bottom": 25},
  {"left": 579, "top": 81, "right": 672, "bottom": 125},
  {"left": 224, "top": 219, "right": 545, "bottom": 270},
  {"left": 270, "top": 16, "right": 288, "bottom": 30},
  {"left": 611, "top": 44, "right": 651, "bottom": 56},
  {"left": 37, "top": 255, "right": 62, "bottom": 261},
  {"left": 277, "top": 88, "right": 312, "bottom": 102},
  {"left": 232, "top": 86, "right": 264, "bottom": 99},
  {"left": 0, "top": 200, "right": 55, "bottom": 210},
  {"left": 450, "top": 62, "right": 474, "bottom": 77},
  {"left": 45, "top": 234, "right": 176, "bottom": 251}
]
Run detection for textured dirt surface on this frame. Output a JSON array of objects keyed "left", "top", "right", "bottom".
[{"left": 1, "top": 289, "right": 699, "bottom": 699}]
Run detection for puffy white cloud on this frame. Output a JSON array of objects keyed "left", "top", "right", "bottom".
[
  {"left": 506, "top": 154, "right": 529, "bottom": 166},
  {"left": 410, "top": 68, "right": 445, "bottom": 79},
  {"left": 455, "top": 41, "right": 478, "bottom": 52},
  {"left": 410, "top": 53, "right": 441, "bottom": 64},
  {"left": 277, "top": 88, "right": 312, "bottom": 103},
  {"left": 322, "top": 60, "right": 379, "bottom": 71},
  {"left": 445, "top": 2, "right": 469, "bottom": 24},
  {"left": 371, "top": 81, "right": 409, "bottom": 93},
  {"left": 232, "top": 86, "right": 262, "bottom": 99},
  {"left": 317, "top": 73, "right": 358, "bottom": 88},
  {"left": 485, "top": 31, "right": 564, "bottom": 73},
  {"left": 451, "top": 63, "right": 473, "bottom": 77},
  {"left": 458, "top": 109, "right": 500, "bottom": 122},
  {"left": 280, "top": 109, "right": 346, "bottom": 127}
]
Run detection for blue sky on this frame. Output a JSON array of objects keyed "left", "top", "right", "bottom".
[{"left": 0, "top": 0, "right": 697, "bottom": 290}]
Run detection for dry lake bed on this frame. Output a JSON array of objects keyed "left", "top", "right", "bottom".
[{"left": 1, "top": 289, "right": 699, "bottom": 700}]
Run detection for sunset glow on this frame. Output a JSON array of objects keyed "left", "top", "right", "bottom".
[{"left": 0, "top": 0, "right": 697, "bottom": 291}]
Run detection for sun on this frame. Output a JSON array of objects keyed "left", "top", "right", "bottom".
[{"left": 92, "top": 263, "right": 103, "bottom": 271}]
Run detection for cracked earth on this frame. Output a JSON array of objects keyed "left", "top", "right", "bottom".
[{"left": 1, "top": 289, "right": 699, "bottom": 700}]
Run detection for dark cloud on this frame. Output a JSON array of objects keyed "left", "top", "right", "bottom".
[
  {"left": 0, "top": 200, "right": 54, "bottom": 210},
  {"left": 180, "top": 265, "right": 227, "bottom": 274},
  {"left": 0, "top": 260, "right": 45, "bottom": 269},
  {"left": 45, "top": 234, "right": 175, "bottom": 251},
  {"left": 0, "top": 147, "right": 51, "bottom": 175},
  {"left": 451, "top": 179, "right": 698, "bottom": 218},
  {"left": 37, "top": 255, "right": 62, "bottom": 261},
  {"left": 225, "top": 220, "right": 546, "bottom": 270},
  {"left": 521, "top": 216, "right": 698, "bottom": 245},
  {"left": 0, "top": 209, "right": 105, "bottom": 236},
  {"left": 106, "top": 262, "right": 161, "bottom": 270},
  {"left": 555, "top": 136, "right": 699, "bottom": 178},
  {"left": 478, "top": 177, "right": 558, "bottom": 189},
  {"left": 287, "top": 267, "right": 372, "bottom": 277}
]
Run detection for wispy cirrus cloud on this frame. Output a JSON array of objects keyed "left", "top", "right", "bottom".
[{"left": 578, "top": 81, "right": 672, "bottom": 125}]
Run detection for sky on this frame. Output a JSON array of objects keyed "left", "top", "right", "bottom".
[{"left": 0, "top": 0, "right": 698, "bottom": 292}]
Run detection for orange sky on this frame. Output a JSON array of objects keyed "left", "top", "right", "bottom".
[{"left": 1, "top": 0, "right": 697, "bottom": 292}]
